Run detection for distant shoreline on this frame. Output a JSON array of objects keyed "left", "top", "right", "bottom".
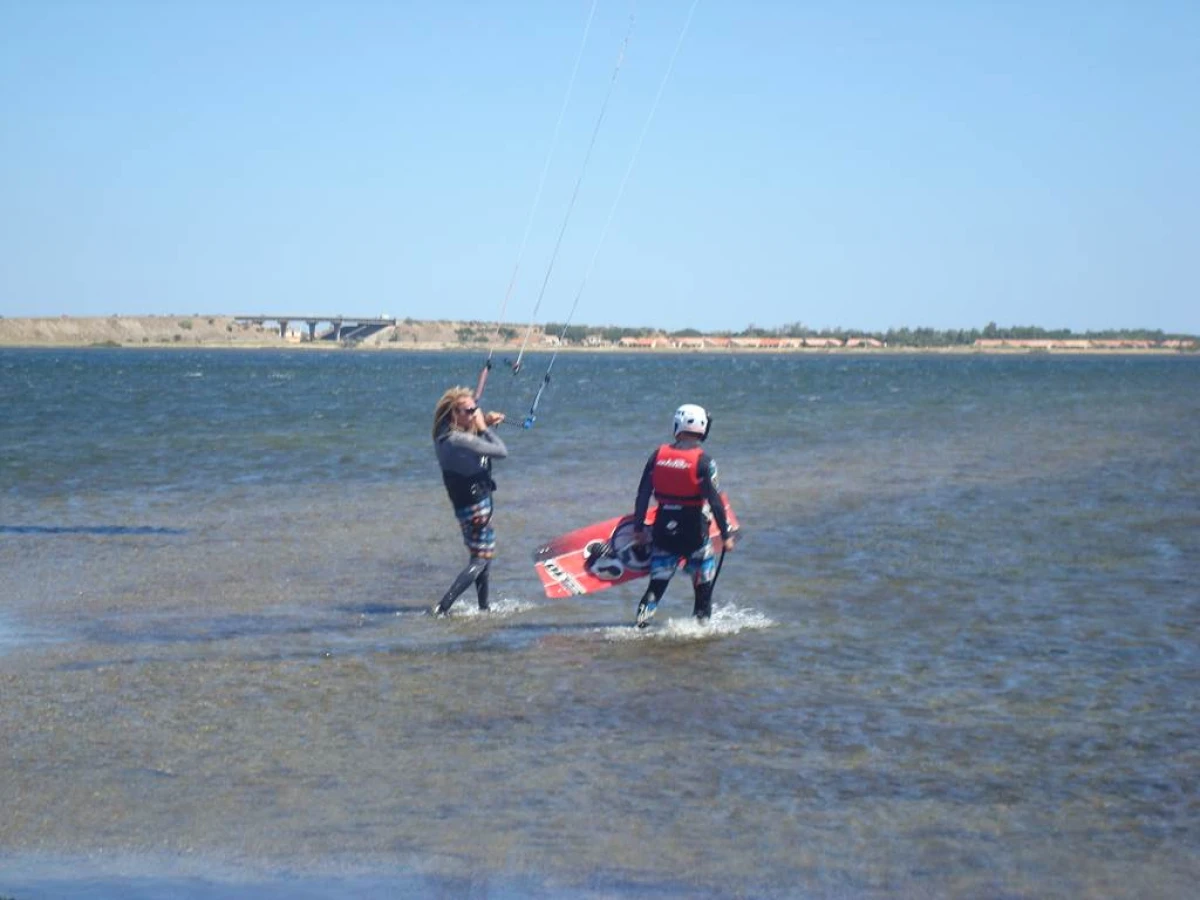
[{"left": 0, "top": 315, "right": 1194, "bottom": 354}]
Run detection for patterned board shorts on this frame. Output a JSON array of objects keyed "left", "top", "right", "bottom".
[
  {"left": 649, "top": 537, "right": 716, "bottom": 585},
  {"left": 455, "top": 496, "right": 496, "bottom": 559}
]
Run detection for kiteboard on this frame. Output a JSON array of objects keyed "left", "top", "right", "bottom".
[{"left": 532, "top": 495, "right": 739, "bottom": 599}]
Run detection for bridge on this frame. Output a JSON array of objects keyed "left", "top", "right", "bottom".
[{"left": 234, "top": 315, "right": 397, "bottom": 343}]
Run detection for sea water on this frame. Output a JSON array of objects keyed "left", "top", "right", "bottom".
[{"left": 1, "top": 348, "right": 1197, "bottom": 898}]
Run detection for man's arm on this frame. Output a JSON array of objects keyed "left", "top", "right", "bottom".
[
  {"left": 447, "top": 428, "right": 508, "bottom": 459},
  {"left": 632, "top": 452, "right": 656, "bottom": 532},
  {"left": 699, "top": 453, "right": 731, "bottom": 539}
]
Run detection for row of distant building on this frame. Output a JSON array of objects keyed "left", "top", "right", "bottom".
[
  {"left": 545, "top": 334, "right": 1196, "bottom": 350},
  {"left": 560, "top": 335, "right": 884, "bottom": 348},
  {"left": 973, "top": 338, "right": 1196, "bottom": 350}
]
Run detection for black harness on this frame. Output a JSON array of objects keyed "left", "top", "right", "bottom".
[{"left": 442, "top": 466, "right": 496, "bottom": 508}]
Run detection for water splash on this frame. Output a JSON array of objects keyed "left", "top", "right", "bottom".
[
  {"left": 437, "top": 596, "right": 540, "bottom": 619},
  {"left": 598, "top": 602, "right": 775, "bottom": 641}
]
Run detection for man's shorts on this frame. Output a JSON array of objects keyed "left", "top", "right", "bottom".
[
  {"left": 649, "top": 537, "right": 716, "bottom": 585},
  {"left": 455, "top": 496, "right": 495, "bottom": 559}
]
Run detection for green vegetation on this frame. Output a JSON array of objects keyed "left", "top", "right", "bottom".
[
  {"left": 455, "top": 324, "right": 520, "bottom": 343},
  {"left": 533, "top": 320, "right": 1196, "bottom": 348},
  {"left": 736, "top": 321, "right": 1195, "bottom": 347},
  {"left": 543, "top": 324, "right": 589, "bottom": 343},
  {"left": 543, "top": 323, "right": 656, "bottom": 343}
]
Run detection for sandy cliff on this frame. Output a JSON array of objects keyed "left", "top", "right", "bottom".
[{"left": 0, "top": 316, "right": 530, "bottom": 350}]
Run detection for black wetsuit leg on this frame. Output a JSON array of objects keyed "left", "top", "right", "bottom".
[
  {"left": 474, "top": 563, "right": 490, "bottom": 610},
  {"left": 692, "top": 580, "right": 714, "bottom": 622},
  {"left": 639, "top": 578, "right": 669, "bottom": 606},
  {"left": 436, "top": 558, "right": 490, "bottom": 614},
  {"left": 635, "top": 578, "right": 670, "bottom": 626}
]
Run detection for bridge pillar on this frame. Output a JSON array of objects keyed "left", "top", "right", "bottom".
[
  {"left": 278, "top": 320, "right": 288, "bottom": 338},
  {"left": 306, "top": 320, "right": 318, "bottom": 341},
  {"left": 333, "top": 320, "right": 343, "bottom": 341}
]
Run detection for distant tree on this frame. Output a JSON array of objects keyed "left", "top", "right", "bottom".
[
  {"left": 912, "top": 327, "right": 938, "bottom": 347},
  {"left": 601, "top": 326, "right": 627, "bottom": 342},
  {"left": 541, "top": 323, "right": 590, "bottom": 343}
]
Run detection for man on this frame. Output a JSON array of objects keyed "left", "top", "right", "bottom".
[
  {"left": 431, "top": 386, "right": 507, "bottom": 615},
  {"left": 632, "top": 403, "right": 736, "bottom": 627}
]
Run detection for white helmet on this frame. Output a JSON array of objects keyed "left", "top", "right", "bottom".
[{"left": 673, "top": 403, "right": 710, "bottom": 439}]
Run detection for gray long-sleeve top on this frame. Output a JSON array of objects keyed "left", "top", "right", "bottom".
[{"left": 435, "top": 427, "right": 508, "bottom": 477}]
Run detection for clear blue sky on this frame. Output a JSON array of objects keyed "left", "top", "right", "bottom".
[{"left": 2, "top": 1, "right": 1197, "bottom": 334}]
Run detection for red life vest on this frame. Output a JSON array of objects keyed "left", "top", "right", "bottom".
[{"left": 651, "top": 444, "right": 705, "bottom": 506}]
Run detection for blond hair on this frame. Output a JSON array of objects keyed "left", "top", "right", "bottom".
[{"left": 432, "top": 386, "right": 475, "bottom": 440}]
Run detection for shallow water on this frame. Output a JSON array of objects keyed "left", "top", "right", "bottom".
[{"left": 1, "top": 348, "right": 1198, "bottom": 898}]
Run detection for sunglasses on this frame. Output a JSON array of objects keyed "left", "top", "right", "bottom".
[{"left": 457, "top": 406, "right": 478, "bottom": 415}]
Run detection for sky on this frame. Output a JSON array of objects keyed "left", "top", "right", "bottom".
[{"left": 1, "top": 1, "right": 1197, "bottom": 335}]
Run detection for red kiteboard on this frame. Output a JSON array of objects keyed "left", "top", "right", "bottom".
[{"left": 532, "top": 495, "right": 739, "bottom": 599}]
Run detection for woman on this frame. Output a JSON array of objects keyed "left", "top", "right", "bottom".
[{"left": 431, "top": 387, "right": 507, "bottom": 615}]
